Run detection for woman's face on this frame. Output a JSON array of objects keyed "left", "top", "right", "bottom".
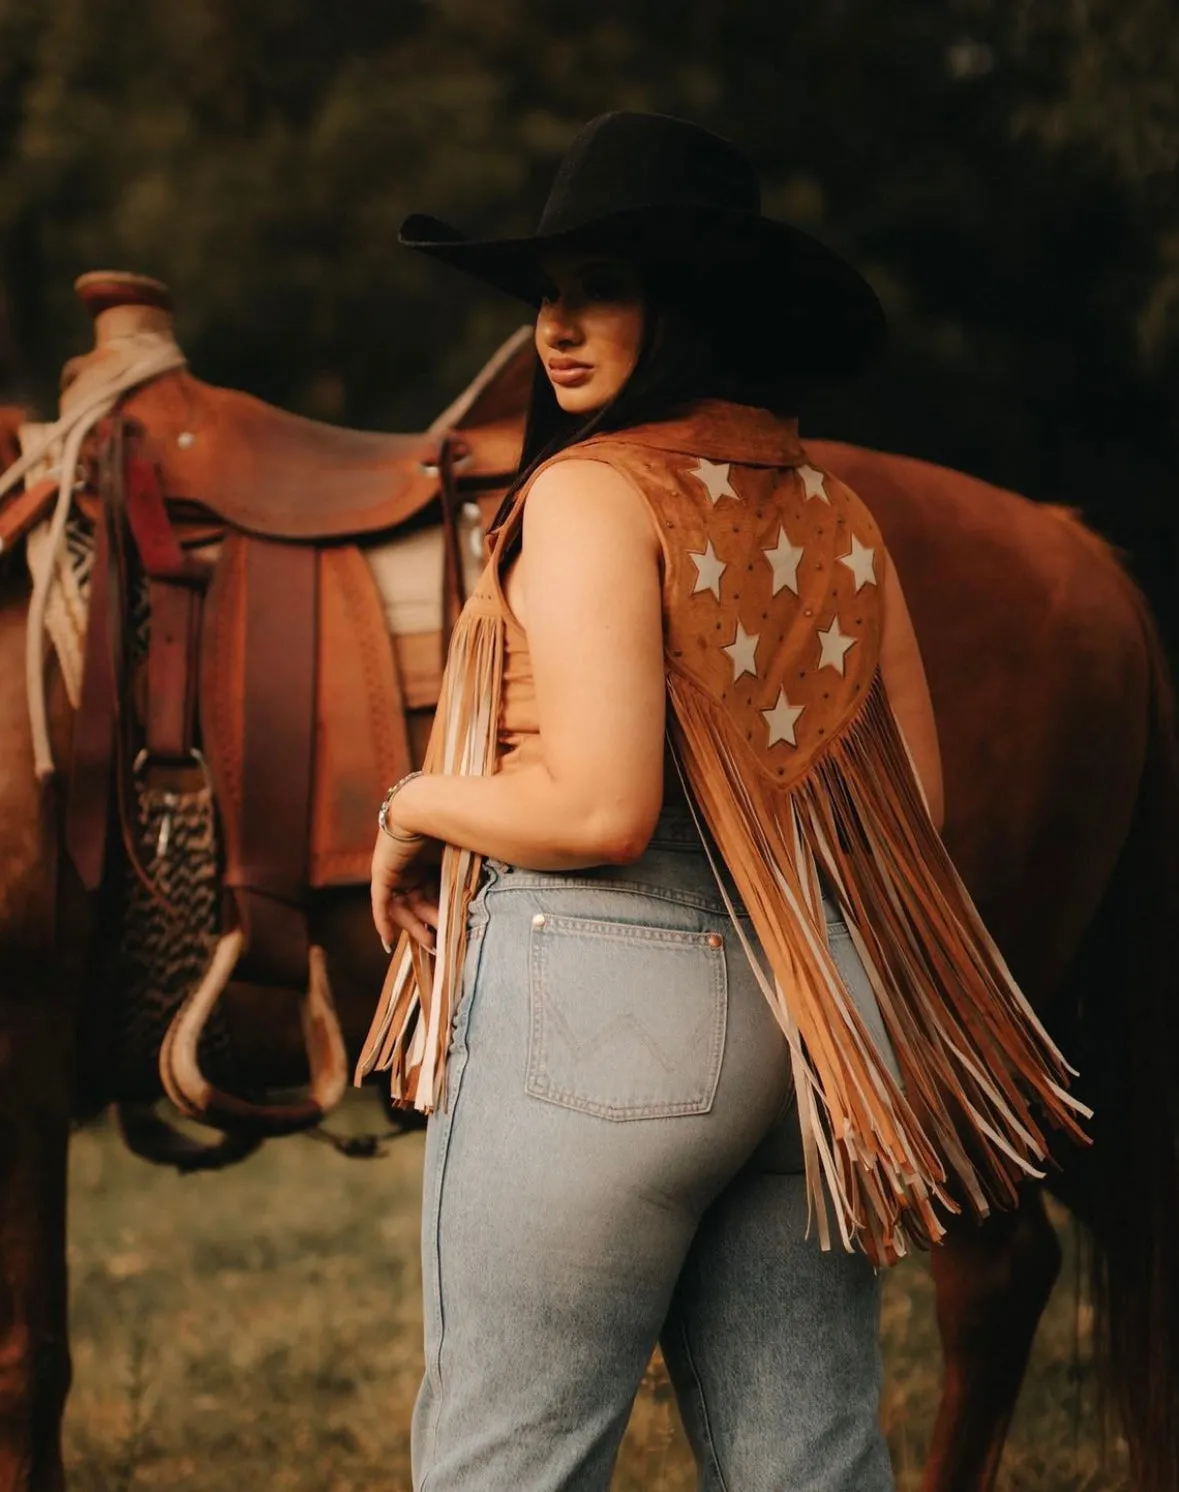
[{"left": 534, "top": 253, "right": 645, "bottom": 414}]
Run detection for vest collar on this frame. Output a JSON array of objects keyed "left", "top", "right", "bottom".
[{"left": 588, "top": 398, "right": 806, "bottom": 468}]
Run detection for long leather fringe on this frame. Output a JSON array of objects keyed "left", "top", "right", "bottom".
[
  {"left": 356, "top": 596, "right": 1090, "bottom": 1261},
  {"left": 354, "top": 598, "right": 503, "bottom": 1110},
  {"left": 668, "top": 666, "right": 1091, "bottom": 1264}
]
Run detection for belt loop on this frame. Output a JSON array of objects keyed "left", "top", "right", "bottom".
[{"left": 466, "top": 857, "right": 499, "bottom": 928}]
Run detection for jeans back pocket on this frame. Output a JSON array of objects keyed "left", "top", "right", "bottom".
[{"left": 526, "top": 913, "right": 727, "bottom": 1120}]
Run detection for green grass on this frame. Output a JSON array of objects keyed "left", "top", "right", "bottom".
[{"left": 63, "top": 1097, "right": 1128, "bottom": 1491}]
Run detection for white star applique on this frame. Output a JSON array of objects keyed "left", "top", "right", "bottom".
[
  {"left": 688, "top": 539, "right": 726, "bottom": 599},
  {"left": 838, "top": 533, "right": 877, "bottom": 592},
  {"left": 722, "top": 621, "right": 760, "bottom": 681},
  {"left": 762, "top": 689, "right": 805, "bottom": 748},
  {"left": 798, "top": 464, "right": 830, "bottom": 503},
  {"left": 763, "top": 526, "right": 805, "bottom": 596},
  {"left": 690, "top": 458, "right": 738, "bottom": 505},
  {"left": 817, "top": 616, "right": 856, "bottom": 675}
]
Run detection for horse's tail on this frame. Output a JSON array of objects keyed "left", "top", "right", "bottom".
[{"left": 1081, "top": 574, "right": 1179, "bottom": 1492}]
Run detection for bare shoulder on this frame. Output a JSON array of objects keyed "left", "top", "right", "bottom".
[
  {"left": 524, "top": 458, "right": 658, "bottom": 551},
  {"left": 528, "top": 457, "right": 641, "bottom": 505}
]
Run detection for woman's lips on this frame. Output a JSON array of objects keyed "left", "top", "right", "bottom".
[{"left": 547, "top": 360, "right": 592, "bottom": 387}]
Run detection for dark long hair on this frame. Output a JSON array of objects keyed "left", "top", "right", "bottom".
[{"left": 488, "top": 257, "right": 807, "bottom": 546}]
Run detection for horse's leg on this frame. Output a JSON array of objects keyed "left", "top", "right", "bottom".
[
  {"left": 0, "top": 587, "right": 76, "bottom": 1492},
  {"left": 921, "top": 1191, "right": 1061, "bottom": 1492},
  {"left": 0, "top": 1001, "right": 73, "bottom": 1492}
]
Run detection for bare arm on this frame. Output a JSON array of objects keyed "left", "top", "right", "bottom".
[
  {"left": 879, "top": 554, "right": 945, "bottom": 832},
  {"left": 386, "top": 459, "right": 667, "bottom": 869}
]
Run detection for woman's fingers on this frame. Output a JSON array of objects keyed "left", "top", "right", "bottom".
[
  {"left": 380, "top": 891, "right": 436, "bottom": 954},
  {"left": 371, "top": 880, "right": 393, "bottom": 949},
  {"left": 390, "top": 894, "right": 436, "bottom": 951},
  {"left": 405, "top": 885, "right": 440, "bottom": 928},
  {"left": 371, "top": 863, "right": 397, "bottom": 948},
  {"left": 370, "top": 829, "right": 439, "bottom": 954}
]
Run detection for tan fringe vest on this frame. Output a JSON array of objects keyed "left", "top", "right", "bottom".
[{"left": 357, "top": 400, "right": 1088, "bottom": 1263}]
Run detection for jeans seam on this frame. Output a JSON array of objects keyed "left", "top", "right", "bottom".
[
  {"left": 417, "top": 911, "right": 492, "bottom": 1491},
  {"left": 673, "top": 1317, "right": 731, "bottom": 1492},
  {"left": 447, "top": 923, "right": 485, "bottom": 1048}
]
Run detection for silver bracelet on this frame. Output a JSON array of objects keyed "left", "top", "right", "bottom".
[{"left": 378, "top": 770, "right": 424, "bottom": 841}]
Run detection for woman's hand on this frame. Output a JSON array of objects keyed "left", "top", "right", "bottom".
[{"left": 370, "top": 824, "right": 440, "bottom": 955}]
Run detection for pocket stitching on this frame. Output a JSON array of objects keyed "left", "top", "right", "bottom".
[{"left": 527, "top": 915, "right": 727, "bottom": 1121}]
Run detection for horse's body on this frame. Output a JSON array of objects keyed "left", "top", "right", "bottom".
[
  {"left": 812, "top": 440, "right": 1178, "bottom": 1490},
  {"left": 0, "top": 403, "right": 1175, "bottom": 1492}
]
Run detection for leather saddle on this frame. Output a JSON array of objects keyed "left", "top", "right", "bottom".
[
  {"left": 114, "top": 365, "right": 523, "bottom": 541},
  {"left": 3, "top": 269, "right": 529, "bottom": 1135}
]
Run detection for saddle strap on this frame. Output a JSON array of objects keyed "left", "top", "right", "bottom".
[
  {"left": 67, "top": 419, "right": 167, "bottom": 896},
  {"left": 144, "top": 581, "right": 203, "bottom": 761},
  {"left": 438, "top": 436, "right": 469, "bottom": 654},
  {"left": 123, "top": 442, "right": 209, "bottom": 762},
  {"left": 66, "top": 481, "right": 116, "bottom": 891},
  {"left": 230, "top": 536, "right": 317, "bottom": 985}
]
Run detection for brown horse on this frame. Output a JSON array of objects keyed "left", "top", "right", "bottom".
[{"left": 0, "top": 329, "right": 1176, "bottom": 1492}]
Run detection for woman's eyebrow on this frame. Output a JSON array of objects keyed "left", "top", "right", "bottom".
[{"left": 549, "top": 257, "right": 620, "bottom": 277}]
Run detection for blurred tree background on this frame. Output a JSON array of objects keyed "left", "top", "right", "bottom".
[{"left": 0, "top": 0, "right": 1175, "bottom": 624}]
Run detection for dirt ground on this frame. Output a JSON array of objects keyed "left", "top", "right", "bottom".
[{"left": 63, "top": 1094, "right": 1128, "bottom": 1491}]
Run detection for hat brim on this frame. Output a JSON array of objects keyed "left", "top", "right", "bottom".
[{"left": 399, "top": 205, "right": 886, "bottom": 377}]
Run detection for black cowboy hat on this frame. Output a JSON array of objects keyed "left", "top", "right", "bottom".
[{"left": 400, "top": 111, "right": 886, "bottom": 378}]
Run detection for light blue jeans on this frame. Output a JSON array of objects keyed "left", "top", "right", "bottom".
[{"left": 412, "top": 808, "right": 896, "bottom": 1491}]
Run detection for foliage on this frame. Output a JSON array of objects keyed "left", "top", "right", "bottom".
[
  {"left": 1010, "top": 0, "right": 1179, "bottom": 364},
  {"left": 0, "top": 0, "right": 1173, "bottom": 618}
]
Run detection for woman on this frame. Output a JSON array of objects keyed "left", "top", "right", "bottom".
[{"left": 361, "top": 112, "right": 1087, "bottom": 1491}]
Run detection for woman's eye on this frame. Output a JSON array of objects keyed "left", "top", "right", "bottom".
[
  {"left": 537, "top": 278, "right": 559, "bottom": 305},
  {"left": 584, "top": 272, "right": 626, "bottom": 302}
]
